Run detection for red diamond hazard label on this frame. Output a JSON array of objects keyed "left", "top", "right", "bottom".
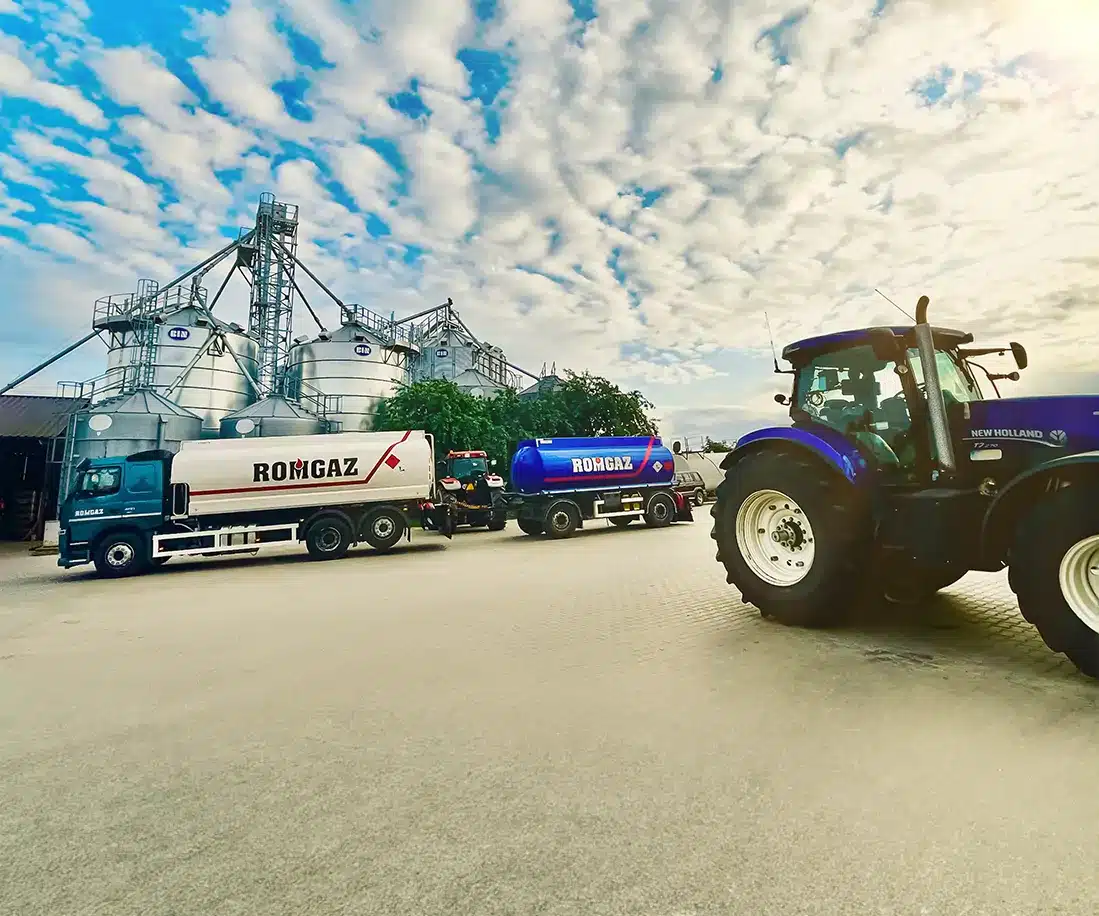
[{"left": 384, "top": 453, "right": 400, "bottom": 469}]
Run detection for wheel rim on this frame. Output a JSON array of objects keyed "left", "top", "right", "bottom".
[
  {"left": 106, "top": 543, "right": 134, "bottom": 568},
  {"left": 551, "top": 510, "right": 571, "bottom": 531},
  {"left": 735, "top": 489, "right": 815, "bottom": 587},
  {"left": 373, "top": 516, "right": 395, "bottom": 540},
  {"left": 317, "top": 527, "right": 341, "bottom": 551},
  {"left": 1058, "top": 534, "right": 1099, "bottom": 633},
  {"left": 652, "top": 499, "right": 670, "bottom": 521}
]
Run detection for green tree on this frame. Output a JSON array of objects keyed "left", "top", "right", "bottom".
[
  {"left": 374, "top": 371, "right": 660, "bottom": 473},
  {"left": 702, "top": 437, "right": 734, "bottom": 453}
]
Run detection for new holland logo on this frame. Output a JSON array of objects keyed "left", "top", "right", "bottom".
[
  {"left": 570, "top": 455, "right": 635, "bottom": 473},
  {"left": 965, "top": 428, "right": 1068, "bottom": 447},
  {"left": 253, "top": 457, "right": 361, "bottom": 482}
]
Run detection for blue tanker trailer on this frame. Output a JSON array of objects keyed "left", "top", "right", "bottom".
[{"left": 506, "top": 436, "right": 694, "bottom": 538}]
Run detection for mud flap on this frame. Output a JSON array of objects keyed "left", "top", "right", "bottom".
[
  {"left": 426, "top": 502, "right": 455, "bottom": 539},
  {"left": 675, "top": 492, "right": 695, "bottom": 523}
]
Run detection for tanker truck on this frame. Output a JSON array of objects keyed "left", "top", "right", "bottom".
[
  {"left": 57, "top": 430, "right": 455, "bottom": 578},
  {"left": 506, "top": 436, "right": 694, "bottom": 538}
]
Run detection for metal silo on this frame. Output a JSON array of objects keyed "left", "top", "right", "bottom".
[
  {"left": 64, "top": 389, "right": 202, "bottom": 496},
  {"left": 99, "top": 306, "right": 259, "bottom": 435},
  {"left": 218, "top": 396, "right": 327, "bottom": 438},
  {"left": 285, "top": 320, "right": 409, "bottom": 432}
]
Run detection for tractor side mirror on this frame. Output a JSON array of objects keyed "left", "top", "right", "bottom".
[
  {"left": 1010, "top": 342, "right": 1027, "bottom": 370},
  {"left": 868, "top": 328, "right": 903, "bottom": 362},
  {"left": 775, "top": 393, "right": 790, "bottom": 406}
]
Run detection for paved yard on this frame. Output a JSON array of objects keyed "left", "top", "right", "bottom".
[{"left": 1, "top": 520, "right": 1098, "bottom": 916}]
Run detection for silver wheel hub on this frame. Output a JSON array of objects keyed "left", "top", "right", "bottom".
[
  {"left": 373, "top": 517, "right": 395, "bottom": 539},
  {"left": 106, "top": 543, "right": 134, "bottom": 567},
  {"left": 735, "top": 488, "right": 816, "bottom": 587},
  {"left": 317, "top": 528, "right": 341, "bottom": 551},
  {"left": 1058, "top": 534, "right": 1099, "bottom": 633},
  {"left": 551, "top": 511, "right": 570, "bottom": 529}
]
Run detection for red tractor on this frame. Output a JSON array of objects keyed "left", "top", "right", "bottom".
[{"left": 436, "top": 450, "right": 508, "bottom": 531}]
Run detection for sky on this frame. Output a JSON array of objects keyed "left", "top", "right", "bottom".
[{"left": 1, "top": 0, "right": 1099, "bottom": 446}]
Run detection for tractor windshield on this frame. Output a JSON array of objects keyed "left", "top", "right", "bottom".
[
  {"left": 449, "top": 457, "right": 488, "bottom": 480},
  {"left": 907, "top": 349, "right": 982, "bottom": 403}
]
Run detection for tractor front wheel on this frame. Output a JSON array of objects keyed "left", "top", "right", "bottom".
[
  {"left": 711, "top": 450, "right": 869, "bottom": 627},
  {"left": 1013, "top": 486, "right": 1099, "bottom": 679}
]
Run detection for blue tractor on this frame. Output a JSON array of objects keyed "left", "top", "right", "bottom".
[{"left": 711, "top": 295, "right": 1099, "bottom": 677}]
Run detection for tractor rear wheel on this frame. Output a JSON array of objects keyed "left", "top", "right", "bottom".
[
  {"left": 711, "top": 449, "right": 870, "bottom": 627},
  {"left": 1013, "top": 485, "right": 1099, "bottom": 679}
]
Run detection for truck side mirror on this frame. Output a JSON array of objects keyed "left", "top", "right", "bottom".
[
  {"left": 171, "top": 482, "right": 189, "bottom": 517},
  {"left": 1010, "top": 342, "right": 1027, "bottom": 370}
]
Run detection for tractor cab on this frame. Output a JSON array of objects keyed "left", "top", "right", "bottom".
[{"left": 779, "top": 318, "right": 1033, "bottom": 485}]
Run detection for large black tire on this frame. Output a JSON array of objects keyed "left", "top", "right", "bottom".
[
  {"left": 878, "top": 559, "right": 966, "bottom": 604},
  {"left": 93, "top": 531, "right": 148, "bottom": 578},
  {"left": 305, "top": 515, "right": 353, "bottom": 560},
  {"left": 487, "top": 512, "right": 507, "bottom": 532},
  {"left": 1012, "top": 486, "right": 1099, "bottom": 679},
  {"left": 544, "top": 500, "right": 580, "bottom": 539},
  {"left": 517, "top": 518, "right": 543, "bottom": 536},
  {"left": 644, "top": 492, "right": 676, "bottom": 528},
  {"left": 711, "top": 449, "right": 870, "bottom": 627},
  {"left": 694, "top": 488, "right": 706, "bottom": 507},
  {"left": 361, "top": 508, "right": 406, "bottom": 552}
]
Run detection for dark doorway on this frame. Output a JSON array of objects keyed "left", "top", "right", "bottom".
[{"left": 0, "top": 396, "right": 86, "bottom": 541}]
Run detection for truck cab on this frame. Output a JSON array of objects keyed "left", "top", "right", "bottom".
[{"left": 58, "top": 452, "right": 171, "bottom": 571}]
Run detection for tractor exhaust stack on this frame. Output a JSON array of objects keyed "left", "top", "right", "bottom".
[{"left": 912, "top": 295, "right": 956, "bottom": 472}]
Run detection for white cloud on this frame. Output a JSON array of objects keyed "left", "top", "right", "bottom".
[{"left": 3, "top": 0, "right": 1099, "bottom": 426}]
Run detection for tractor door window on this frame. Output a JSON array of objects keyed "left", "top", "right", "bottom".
[
  {"left": 77, "top": 467, "right": 122, "bottom": 498},
  {"left": 796, "top": 345, "right": 913, "bottom": 468}
]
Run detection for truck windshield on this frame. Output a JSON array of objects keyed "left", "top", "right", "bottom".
[
  {"left": 77, "top": 466, "right": 122, "bottom": 498},
  {"left": 449, "top": 458, "right": 487, "bottom": 479}
]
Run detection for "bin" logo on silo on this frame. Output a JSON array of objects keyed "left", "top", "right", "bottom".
[
  {"left": 168, "top": 327, "right": 190, "bottom": 341},
  {"left": 571, "top": 455, "right": 634, "bottom": 473},
  {"left": 354, "top": 344, "right": 372, "bottom": 356}
]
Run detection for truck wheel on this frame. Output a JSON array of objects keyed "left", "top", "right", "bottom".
[
  {"left": 644, "top": 492, "right": 676, "bottom": 528},
  {"left": 305, "top": 515, "right": 353, "bottom": 560},
  {"left": 711, "top": 449, "right": 869, "bottom": 627},
  {"left": 361, "top": 508, "right": 406, "bottom": 553},
  {"left": 487, "top": 513, "right": 507, "bottom": 532},
  {"left": 1013, "top": 486, "right": 1099, "bottom": 678},
  {"left": 93, "top": 532, "right": 148, "bottom": 578},
  {"left": 610, "top": 516, "right": 634, "bottom": 528},
  {"left": 517, "top": 518, "right": 543, "bottom": 536},
  {"left": 544, "top": 501, "right": 580, "bottom": 539}
]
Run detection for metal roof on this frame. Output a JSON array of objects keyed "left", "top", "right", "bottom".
[{"left": 0, "top": 394, "right": 88, "bottom": 439}]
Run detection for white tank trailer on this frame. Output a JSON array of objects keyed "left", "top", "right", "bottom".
[{"left": 56, "top": 430, "right": 456, "bottom": 578}]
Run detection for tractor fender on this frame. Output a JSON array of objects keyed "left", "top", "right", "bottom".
[
  {"left": 981, "top": 450, "right": 1099, "bottom": 563},
  {"left": 719, "top": 426, "right": 873, "bottom": 486}
]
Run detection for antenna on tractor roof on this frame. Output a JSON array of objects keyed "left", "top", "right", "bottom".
[
  {"left": 764, "top": 311, "right": 793, "bottom": 375},
  {"left": 874, "top": 288, "right": 915, "bottom": 322}
]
